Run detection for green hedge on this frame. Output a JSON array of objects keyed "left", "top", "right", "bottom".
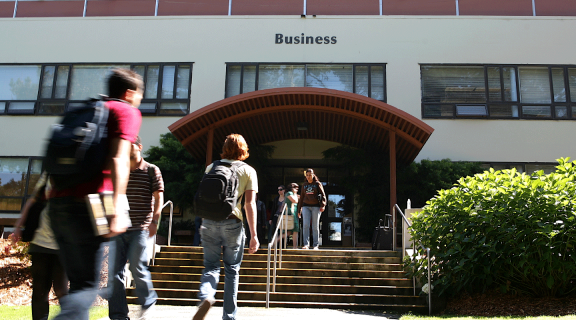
[{"left": 407, "top": 158, "right": 576, "bottom": 297}]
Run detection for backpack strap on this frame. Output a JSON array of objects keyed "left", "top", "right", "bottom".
[
  {"left": 147, "top": 164, "right": 157, "bottom": 195},
  {"left": 75, "top": 100, "right": 109, "bottom": 159}
]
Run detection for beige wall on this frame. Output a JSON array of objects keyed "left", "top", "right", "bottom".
[{"left": 1, "top": 15, "right": 575, "bottom": 162}]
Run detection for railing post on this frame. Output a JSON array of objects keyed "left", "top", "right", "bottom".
[
  {"left": 266, "top": 244, "right": 271, "bottom": 308},
  {"left": 428, "top": 248, "right": 432, "bottom": 315},
  {"left": 160, "top": 201, "right": 173, "bottom": 246},
  {"left": 392, "top": 205, "right": 397, "bottom": 251}
]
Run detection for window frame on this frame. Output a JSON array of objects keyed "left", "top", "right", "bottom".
[
  {"left": 421, "top": 64, "right": 575, "bottom": 120},
  {"left": 225, "top": 62, "right": 387, "bottom": 102},
  {"left": 0, "top": 156, "right": 43, "bottom": 213},
  {"left": 0, "top": 62, "right": 193, "bottom": 117}
]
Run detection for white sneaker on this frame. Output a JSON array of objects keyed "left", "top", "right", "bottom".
[{"left": 313, "top": 246, "right": 319, "bottom": 250}]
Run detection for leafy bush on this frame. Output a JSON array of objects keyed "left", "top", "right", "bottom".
[
  {"left": 144, "top": 133, "right": 204, "bottom": 213},
  {"left": 407, "top": 158, "right": 576, "bottom": 297}
]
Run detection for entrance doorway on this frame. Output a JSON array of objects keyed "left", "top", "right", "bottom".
[{"left": 260, "top": 165, "right": 353, "bottom": 247}]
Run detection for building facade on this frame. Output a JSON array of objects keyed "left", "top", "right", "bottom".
[{"left": 1, "top": 0, "right": 575, "bottom": 243}]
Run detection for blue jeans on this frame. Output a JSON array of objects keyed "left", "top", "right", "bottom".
[
  {"left": 301, "top": 206, "right": 321, "bottom": 248},
  {"left": 108, "top": 230, "right": 157, "bottom": 319},
  {"left": 198, "top": 219, "right": 245, "bottom": 320},
  {"left": 48, "top": 197, "right": 105, "bottom": 320}
]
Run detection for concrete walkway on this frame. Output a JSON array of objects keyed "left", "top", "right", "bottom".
[{"left": 99, "top": 304, "right": 401, "bottom": 320}]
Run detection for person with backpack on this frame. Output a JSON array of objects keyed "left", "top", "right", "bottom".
[
  {"left": 192, "top": 133, "right": 259, "bottom": 320},
  {"left": 108, "top": 136, "right": 164, "bottom": 320},
  {"left": 297, "top": 168, "right": 327, "bottom": 250},
  {"left": 11, "top": 172, "right": 68, "bottom": 320},
  {"left": 46, "top": 68, "right": 143, "bottom": 320}
]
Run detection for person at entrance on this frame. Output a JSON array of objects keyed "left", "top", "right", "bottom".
[
  {"left": 268, "top": 185, "right": 286, "bottom": 242},
  {"left": 285, "top": 183, "right": 300, "bottom": 249},
  {"left": 297, "top": 169, "right": 326, "bottom": 250}
]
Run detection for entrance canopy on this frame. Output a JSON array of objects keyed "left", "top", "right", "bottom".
[{"left": 168, "top": 87, "right": 433, "bottom": 165}]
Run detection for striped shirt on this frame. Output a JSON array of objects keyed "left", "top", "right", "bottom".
[{"left": 127, "top": 160, "right": 164, "bottom": 231}]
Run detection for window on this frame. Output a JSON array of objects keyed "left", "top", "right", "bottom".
[
  {"left": 0, "top": 157, "right": 42, "bottom": 212},
  {"left": 225, "top": 63, "right": 386, "bottom": 101},
  {"left": 0, "top": 63, "right": 193, "bottom": 116},
  {"left": 421, "top": 65, "right": 576, "bottom": 120}
]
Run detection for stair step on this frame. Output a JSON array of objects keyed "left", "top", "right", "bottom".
[
  {"left": 152, "top": 258, "right": 403, "bottom": 271},
  {"left": 150, "top": 280, "right": 415, "bottom": 295},
  {"left": 155, "top": 252, "right": 402, "bottom": 264},
  {"left": 151, "top": 272, "right": 413, "bottom": 286},
  {"left": 128, "top": 288, "right": 425, "bottom": 304},
  {"left": 127, "top": 296, "right": 427, "bottom": 311},
  {"left": 150, "top": 266, "right": 407, "bottom": 278},
  {"left": 160, "top": 246, "right": 400, "bottom": 257}
]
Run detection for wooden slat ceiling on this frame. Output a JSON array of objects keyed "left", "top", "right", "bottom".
[{"left": 169, "top": 87, "right": 434, "bottom": 164}]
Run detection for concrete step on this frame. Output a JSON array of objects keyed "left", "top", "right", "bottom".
[
  {"left": 160, "top": 246, "right": 400, "bottom": 257},
  {"left": 152, "top": 258, "right": 403, "bottom": 271},
  {"left": 150, "top": 265, "right": 408, "bottom": 278},
  {"left": 151, "top": 272, "right": 414, "bottom": 286},
  {"left": 151, "top": 280, "right": 415, "bottom": 295},
  {"left": 128, "top": 288, "right": 425, "bottom": 305},
  {"left": 155, "top": 252, "right": 402, "bottom": 264},
  {"left": 127, "top": 296, "right": 428, "bottom": 312}
]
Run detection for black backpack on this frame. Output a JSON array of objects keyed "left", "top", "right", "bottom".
[
  {"left": 194, "top": 160, "right": 245, "bottom": 221},
  {"left": 44, "top": 99, "right": 109, "bottom": 190}
]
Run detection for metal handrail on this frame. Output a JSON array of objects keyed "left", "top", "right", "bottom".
[
  {"left": 265, "top": 203, "right": 288, "bottom": 308},
  {"left": 393, "top": 204, "right": 432, "bottom": 315},
  {"left": 162, "top": 201, "right": 174, "bottom": 246}
]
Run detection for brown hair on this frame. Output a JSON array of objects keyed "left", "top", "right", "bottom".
[
  {"left": 107, "top": 68, "right": 144, "bottom": 99},
  {"left": 305, "top": 168, "right": 319, "bottom": 183},
  {"left": 220, "top": 133, "right": 249, "bottom": 161}
]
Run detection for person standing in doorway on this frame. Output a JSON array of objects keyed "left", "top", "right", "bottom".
[
  {"left": 297, "top": 169, "right": 326, "bottom": 250},
  {"left": 285, "top": 183, "right": 300, "bottom": 249},
  {"left": 255, "top": 194, "right": 267, "bottom": 245},
  {"left": 108, "top": 136, "right": 164, "bottom": 320},
  {"left": 268, "top": 185, "right": 286, "bottom": 243},
  {"left": 193, "top": 133, "right": 259, "bottom": 320}
]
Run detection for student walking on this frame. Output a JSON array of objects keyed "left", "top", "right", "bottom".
[
  {"left": 108, "top": 136, "right": 164, "bottom": 320},
  {"left": 11, "top": 172, "right": 68, "bottom": 320},
  {"left": 193, "top": 134, "right": 259, "bottom": 320},
  {"left": 47, "top": 69, "right": 143, "bottom": 320}
]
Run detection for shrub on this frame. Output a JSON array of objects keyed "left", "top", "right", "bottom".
[{"left": 407, "top": 158, "right": 576, "bottom": 298}]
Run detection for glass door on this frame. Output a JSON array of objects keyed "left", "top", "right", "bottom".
[{"left": 321, "top": 189, "right": 350, "bottom": 246}]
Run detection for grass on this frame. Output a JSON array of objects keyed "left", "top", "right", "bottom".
[
  {"left": 401, "top": 316, "right": 576, "bottom": 320},
  {"left": 0, "top": 305, "right": 108, "bottom": 320}
]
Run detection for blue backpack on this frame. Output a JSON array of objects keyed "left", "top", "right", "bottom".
[{"left": 44, "top": 99, "right": 109, "bottom": 190}]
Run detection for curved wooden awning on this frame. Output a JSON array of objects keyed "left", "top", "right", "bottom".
[{"left": 168, "top": 87, "right": 434, "bottom": 165}]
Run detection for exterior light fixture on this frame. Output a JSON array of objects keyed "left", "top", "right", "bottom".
[{"left": 296, "top": 122, "right": 308, "bottom": 131}]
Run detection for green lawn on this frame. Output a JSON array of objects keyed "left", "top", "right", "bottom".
[
  {"left": 0, "top": 305, "right": 108, "bottom": 320},
  {"left": 401, "top": 316, "right": 576, "bottom": 320}
]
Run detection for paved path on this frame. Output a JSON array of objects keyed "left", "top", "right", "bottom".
[{"left": 99, "top": 304, "right": 400, "bottom": 320}]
